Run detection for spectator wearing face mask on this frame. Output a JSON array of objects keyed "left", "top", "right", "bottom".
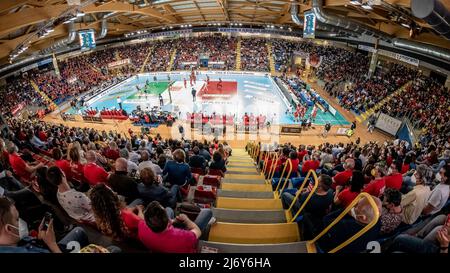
[
  {"left": 380, "top": 188, "right": 403, "bottom": 235},
  {"left": 422, "top": 165, "right": 450, "bottom": 216},
  {"left": 0, "top": 196, "right": 89, "bottom": 253},
  {"left": 401, "top": 164, "right": 432, "bottom": 225},
  {"left": 363, "top": 164, "right": 387, "bottom": 198},
  {"left": 332, "top": 158, "right": 355, "bottom": 189},
  {"left": 384, "top": 160, "right": 404, "bottom": 191}
]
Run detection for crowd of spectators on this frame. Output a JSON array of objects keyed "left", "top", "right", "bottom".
[
  {"left": 173, "top": 36, "right": 236, "bottom": 70},
  {"left": 0, "top": 117, "right": 238, "bottom": 253},
  {"left": 0, "top": 75, "right": 48, "bottom": 117},
  {"left": 258, "top": 136, "right": 449, "bottom": 253},
  {"left": 241, "top": 38, "right": 269, "bottom": 72},
  {"left": 326, "top": 63, "right": 417, "bottom": 114}
]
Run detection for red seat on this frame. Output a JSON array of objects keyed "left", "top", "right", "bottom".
[
  {"left": 193, "top": 185, "right": 217, "bottom": 205},
  {"left": 191, "top": 167, "right": 205, "bottom": 175},
  {"left": 208, "top": 168, "right": 224, "bottom": 177},
  {"left": 202, "top": 175, "right": 221, "bottom": 188}
]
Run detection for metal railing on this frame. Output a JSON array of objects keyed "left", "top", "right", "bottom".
[{"left": 308, "top": 192, "right": 380, "bottom": 253}]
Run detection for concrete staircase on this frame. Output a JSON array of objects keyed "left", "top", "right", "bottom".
[
  {"left": 140, "top": 46, "right": 154, "bottom": 73},
  {"left": 30, "top": 80, "right": 57, "bottom": 111},
  {"left": 202, "top": 148, "right": 311, "bottom": 253},
  {"left": 266, "top": 42, "right": 276, "bottom": 75},
  {"left": 167, "top": 48, "right": 177, "bottom": 72},
  {"left": 235, "top": 38, "right": 242, "bottom": 71}
]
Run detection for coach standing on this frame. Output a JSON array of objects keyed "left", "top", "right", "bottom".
[
  {"left": 191, "top": 88, "right": 196, "bottom": 102},
  {"left": 117, "top": 96, "right": 123, "bottom": 110}
]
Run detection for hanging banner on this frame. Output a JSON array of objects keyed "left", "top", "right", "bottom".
[
  {"left": 52, "top": 53, "right": 60, "bottom": 77},
  {"left": 375, "top": 113, "right": 402, "bottom": 136},
  {"left": 306, "top": 54, "right": 322, "bottom": 68},
  {"left": 107, "top": 58, "right": 131, "bottom": 69},
  {"left": 303, "top": 11, "right": 316, "bottom": 39}
]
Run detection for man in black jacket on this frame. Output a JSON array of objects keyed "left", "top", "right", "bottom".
[
  {"left": 108, "top": 158, "right": 140, "bottom": 205},
  {"left": 188, "top": 146, "right": 206, "bottom": 171}
]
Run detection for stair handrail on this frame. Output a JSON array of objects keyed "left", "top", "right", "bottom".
[
  {"left": 252, "top": 142, "right": 260, "bottom": 162},
  {"left": 274, "top": 158, "right": 293, "bottom": 195},
  {"left": 287, "top": 170, "right": 319, "bottom": 222},
  {"left": 307, "top": 192, "right": 380, "bottom": 253},
  {"left": 261, "top": 151, "right": 273, "bottom": 175},
  {"left": 266, "top": 152, "right": 279, "bottom": 185}
]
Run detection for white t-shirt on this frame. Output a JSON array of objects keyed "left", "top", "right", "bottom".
[
  {"left": 57, "top": 189, "right": 94, "bottom": 222},
  {"left": 427, "top": 183, "right": 450, "bottom": 215}
]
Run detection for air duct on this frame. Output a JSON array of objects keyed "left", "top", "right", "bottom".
[
  {"left": 311, "top": 0, "right": 450, "bottom": 62},
  {"left": 290, "top": 1, "right": 359, "bottom": 37},
  {"left": 411, "top": 0, "right": 450, "bottom": 39},
  {"left": 311, "top": 0, "right": 392, "bottom": 41},
  {"left": 392, "top": 39, "right": 450, "bottom": 61},
  {"left": 97, "top": 19, "right": 108, "bottom": 39},
  {"left": 40, "top": 21, "right": 76, "bottom": 55}
]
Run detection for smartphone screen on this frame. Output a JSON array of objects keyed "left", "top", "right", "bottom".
[{"left": 42, "top": 212, "right": 52, "bottom": 230}]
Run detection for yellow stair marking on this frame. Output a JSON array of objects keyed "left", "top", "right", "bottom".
[
  {"left": 30, "top": 80, "right": 57, "bottom": 111},
  {"left": 221, "top": 183, "right": 272, "bottom": 192},
  {"left": 167, "top": 48, "right": 177, "bottom": 72},
  {"left": 225, "top": 173, "right": 264, "bottom": 180},
  {"left": 235, "top": 38, "right": 241, "bottom": 71},
  {"left": 356, "top": 81, "right": 412, "bottom": 124},
  {"left": 87, "top": 63, "right": 101, "bottom": 73},
  {"left": 227, "top": 167, "right": 258, "bottom": 172},
  {"left": 139, "top": 46, "right": 154, "bottom": 73},
  {"left": 266, "top": 41, "right": 276, "bottom": 75},
  {"left": 216, "top": 197, "right": 282, "bottom": 210},
  {"left": 208, "top": 222, "right": 300, "bottom": 244}
]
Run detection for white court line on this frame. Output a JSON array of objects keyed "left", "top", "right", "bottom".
[
  {"left": 243, "top": 84, "right": 268, "bottom": 91},
  {"left": 244, "top": 80, "right": 270, "bottom": 87}
]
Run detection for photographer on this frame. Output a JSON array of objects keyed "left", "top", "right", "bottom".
[{"left": 0, "top": 196, "right": 88, "bottom": 253}]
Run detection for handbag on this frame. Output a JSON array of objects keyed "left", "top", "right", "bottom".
[{"left": 177, "top": 202, "right": 201, "bottom": 221}]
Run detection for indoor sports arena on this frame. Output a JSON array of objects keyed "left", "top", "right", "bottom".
[{"left": 0, "top": 0, "right": 449, "bottom": 259}]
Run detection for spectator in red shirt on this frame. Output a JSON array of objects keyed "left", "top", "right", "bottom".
[
  {"left": 138, "top": 201, "right": 213, "bottom": 253},
  {"left": 83, "top": 150, "right": 110, "bottom": 186},
  {"left": 301, "top": 153, "right": 320, "bottom": 176},
  {"left": 332, "top": 158, "right": 355, "bottom": 189},
  {"left": 7, "top": 142, "right": 43, "bottom": 184},
  {"left": 52, "top": 148, "right": 71, "bottom": 178},
  {"left": 401, "top": 155, "right": 412, "bottom": 174},
  {"left": 334, "top": 170, "right": 365, "bottom": 208},
  {"left": 104, "top": 141, "right": 120, "bottom": 161},
  {"left": 363, "top": 164, "right": 387, "bottom": 198},
  {"left": 68, "top": 146, "right": 85, "bottom": 183},
  {"left": 297, "top": 145, "right": 308, "bottom": 161},
  {"left": 384, "top": 160, "right": 403, "bottom": 190},
  {"left": 90, "top": 183, "right": 143, "bottom": 240}
]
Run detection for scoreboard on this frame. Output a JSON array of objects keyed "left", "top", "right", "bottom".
[
  {"left": 303, "top": 11, "right": 316, "bottom": 39},
  {"left": 78, "top": 30, "right": 96, "bottom": 50}
]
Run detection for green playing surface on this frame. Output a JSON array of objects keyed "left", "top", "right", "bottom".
[{"left": 126, "top": 81, "right": 170, "bottom": 99}]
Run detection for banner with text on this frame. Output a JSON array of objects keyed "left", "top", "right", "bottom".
[{"left": 375, "top": 112, "right": 402, "bottom": 136}]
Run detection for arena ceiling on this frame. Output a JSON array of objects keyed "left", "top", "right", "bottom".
[{"left": 0, "top": 0, "right": 450, "bottom": 64}]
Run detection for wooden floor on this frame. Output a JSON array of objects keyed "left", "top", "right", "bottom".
[{"left": 43, "top": 76, "right": 391, "bottom": 148}]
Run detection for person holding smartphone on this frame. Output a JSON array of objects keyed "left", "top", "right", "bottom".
[{"left": 0, "top": 197, "right": 88, "bottom": 253}]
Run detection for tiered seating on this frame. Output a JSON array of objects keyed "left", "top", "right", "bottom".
[{"left": 199, "top": 144, "right": 381, "bottom": 253}]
